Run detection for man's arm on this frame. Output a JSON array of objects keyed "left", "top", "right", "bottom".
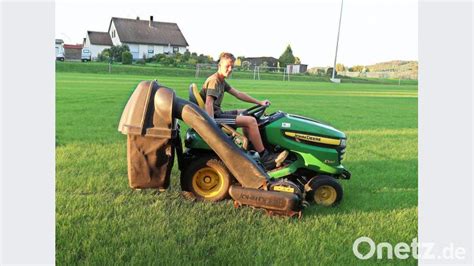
[
  {"left": 205, "top": 95, "right": 215, "bottom": 118},
  {"left": 228, "top": 87, "right": 269, "bottom": 105}
]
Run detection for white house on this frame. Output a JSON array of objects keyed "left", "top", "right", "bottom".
[
  {"left": 108, "top": 16, "right": 188, "bottom": 59},
  {"left": 83, "top": 31, "right": 113, "bottom": 60},
  {"left": 84, "top": 16, "right": 189, "bottom": 60}
]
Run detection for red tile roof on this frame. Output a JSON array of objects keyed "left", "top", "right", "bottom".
[{"left": 64, "top": 44, "right": 83, "bottom": 49}]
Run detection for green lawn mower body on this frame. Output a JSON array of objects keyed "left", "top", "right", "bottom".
[
  {"left": 184, "top": 111, "right": 350, "bottom": 180},
  {"left": 182, "top": 102, "right": 351, "bottom": 210}
]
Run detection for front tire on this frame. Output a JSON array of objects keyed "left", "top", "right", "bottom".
[
  {"left": 306, "top": 175, "right": 343, "bottom": 206},
  {"left": 180, "top": 155, "right": 232, "bottom": 202}
]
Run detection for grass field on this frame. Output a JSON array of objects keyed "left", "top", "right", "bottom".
[{"left": 56, "top": 71, "right": 418, "bottom": 264}]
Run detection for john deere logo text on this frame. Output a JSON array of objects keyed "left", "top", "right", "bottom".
[
  {"left": 295, "top": 133, "right": 320, "bottom": 142},
  {"left": 284, "top": 131, "right": 341, "bottom": 146}
]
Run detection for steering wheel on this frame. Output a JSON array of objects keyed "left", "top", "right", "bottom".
[{"left": 241, "top": 103, "right": 269, "bottom": 119}]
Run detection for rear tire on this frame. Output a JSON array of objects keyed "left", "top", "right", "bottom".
[
  {"left": 306, "top": 175, "right": 343, "bottom": 206},
  {"left": 180, "top": 155, "right": 232, "bottom": 202}
]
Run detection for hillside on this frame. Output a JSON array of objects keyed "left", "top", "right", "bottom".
[
  {"left": 366, "top": 60, "right": 418, "bottom": 73},
  {"left": 308, "top": 60, "right": 418, "bottom": 80}
]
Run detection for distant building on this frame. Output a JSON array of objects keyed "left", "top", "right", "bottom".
[
  {"left": 83, "top": 16, "right": 189, "bottom": 60},
  {"left": 64, "top": 44, "right": 83, "bottom": 60},
  {"left": 242, "top": 57, "right": 279, "bottom": 68},
  {"left": 286, "top": 64, "right": 308, "bottom": 74},
  {"left": 83, "top": 31, "right": 113, "bottom": 60}
]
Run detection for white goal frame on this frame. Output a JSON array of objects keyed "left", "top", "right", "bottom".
[
  {"left": 195, "top": 63, "right": 218, "bottom": 78},
  {"left": 253, "top": 66, "right": 289, "bottom": 81}
]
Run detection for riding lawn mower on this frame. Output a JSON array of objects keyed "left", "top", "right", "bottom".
[{"left": 118, "top": 81, "right": 351, "bottom": 217}]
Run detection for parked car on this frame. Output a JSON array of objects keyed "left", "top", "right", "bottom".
[
  {"left": 56, "top": 53, "right": 65, "bottom": 61},
  {"left": 81, "top": 48, "right": 91, "bottom": 62},
  {"left": 55, "top": 43, "right": 65, "bottom": 61}
]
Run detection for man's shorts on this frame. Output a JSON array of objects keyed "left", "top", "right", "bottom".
[{"left": 214, "top": 109, "right": 239, "bottom": 125}]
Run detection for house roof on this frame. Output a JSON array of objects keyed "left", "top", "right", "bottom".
[
  {"left": 242, "top": 57, "right": 279, "bottom": 66},
  {"left": 64, "top": 44, "right": 83, "bottom": 49},
  {"left": 244, "top": 57, "right": 278, "bottom": 61},
  {"left": 88, "top": 31, "right": 113, "bottom": 46},
  {"left": 109, "top": 17, "right": 188, "bottom": 47}
]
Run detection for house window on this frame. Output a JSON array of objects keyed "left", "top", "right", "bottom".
[
  {"left": 173, "top": 46, "right": 179, "bottom": 54},
  {"left": 148, "top": 45, "right": 154, "bottom": 54}
]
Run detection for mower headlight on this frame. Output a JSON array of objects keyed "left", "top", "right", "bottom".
[{"left": 340, "top": 139, "right": 346, "bottom": 147}]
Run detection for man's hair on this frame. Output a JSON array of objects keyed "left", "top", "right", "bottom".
[{"left": 217, "top": 52, "right": 236, "bottom": 64}]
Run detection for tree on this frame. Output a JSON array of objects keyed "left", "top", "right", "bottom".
[
  {"left": 197, "top": 54, "right": 207, "bottom": 64},
  {"left": 278, "top": 45, "right": 295, "bottom": 67},
  {"left": 294, "top": 57, "right": 301, "bottom": 64},
  {"left": 260, "top": 61, "right": 269, "bottom": 72},
  {"left": 234, "top": 58, "right": 242, "bottom": 67},
  {"left": 336, "top": 63, "right": 346, "bottom": 72},
  {"left": 349, "top": 65, "right": 364, "bottom": 72},
  {"left": 241, "top": 61, "right": 251, "bottom": 71}
]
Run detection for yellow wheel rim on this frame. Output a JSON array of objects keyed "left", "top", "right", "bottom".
[
  {"left": 314, "top": 185, "right": 337, "bottom": 206},
  {"left": 191, "top": 167, "right": 224, "bottom": 198}
]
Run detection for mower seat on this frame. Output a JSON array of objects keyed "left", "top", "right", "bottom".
[
  {"left": 187, "top": 83, "right": 247, "bottom": 149},
  {"left": 189, "top": 83, "right": 205, "bottom": 109}
]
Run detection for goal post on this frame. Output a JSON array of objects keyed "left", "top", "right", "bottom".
[
  {"left": 195, "top": 63, "right": 290, "bottom": 81},
  {"left": 195, "top": 63, "right": 218, "bottom": 78},
  {"left": 253, "top": 66, "right": 289, "bottom": 81}
]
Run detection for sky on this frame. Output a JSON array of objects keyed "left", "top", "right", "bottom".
[{"left": 55, "top": 0, "right": 418, "bottom": 67}]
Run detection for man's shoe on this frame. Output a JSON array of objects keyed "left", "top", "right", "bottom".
[
  {"left": 260, "top": 150, "right": 289, "bottom": 170},
  {"left": 274, "top": 150, "right": 289, "bottom": 167}
]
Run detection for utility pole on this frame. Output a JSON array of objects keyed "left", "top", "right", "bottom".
[{"left": 331, "top": 0, "right": 344, "bottom": 83}]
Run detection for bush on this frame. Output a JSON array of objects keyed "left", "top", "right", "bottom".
[
  {"left": 110, "top": 44, "right": 130, "bottom": 62},
  {"left": 122, "top": 51, "right": 132, "bottom": 65},
  {"left": 326, "top": 67, "right": 337, "bottom": 77},
  {"left": 183, "top": 50, "right": 191, "bottom": 62},
  {"left": 97, "top": 49, "right": 110, "bottom": 62},
  {"left": 153, "top": 54, "right": 167, "bottom": 63},
  {"left": 136, "top": 59, "right": 146, "bottom": 65},
  {"left": 160, "top": 56, "right": 175, "bottom": 66}
]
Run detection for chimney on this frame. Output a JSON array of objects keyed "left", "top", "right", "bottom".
[
  {"left": 136, "top": 16, "right": 140, "bottom": 20},
  {"left": 149, "top": 16, "right": 153, "bottom": 27}
]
